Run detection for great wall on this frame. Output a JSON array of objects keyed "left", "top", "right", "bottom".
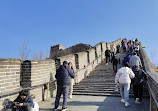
[{"left": 0, "top": 38, "right": 158, "bottom": 111}]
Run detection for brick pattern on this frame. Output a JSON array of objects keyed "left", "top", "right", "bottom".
[
  {"left": 0, "top": 59, "right": 21, "bottom": 110},
  {"left": 20, "top": 59, "right": 56, "bottom": 102},
  {"left": 0, "top": 59, "right": 21, "bottom": 95}
]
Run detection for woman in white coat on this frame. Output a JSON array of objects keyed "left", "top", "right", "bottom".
[{"left": 115, "top": 62, "right": 135, "bottom": 107}]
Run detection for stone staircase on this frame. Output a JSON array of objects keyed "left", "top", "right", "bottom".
[{"left": 73, "top": 53, "right": 149, "bottom": 97}]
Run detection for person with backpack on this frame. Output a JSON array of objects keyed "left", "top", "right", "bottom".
[
  {"left": 122, "top": 54, "right": 131, "bottom": 66},
  {"left": 115, "top": 62, "right": 135, "bottom": 107},
  {"left": 105, "top": 48, "right": 111, "bottom": 65},
  {"left": 132, "top": 66, "right": 147, "bottom": 104},
  {"left": 111, "top": 55, "right": 120, "bottom": 73},
  {"left": 54, "top": 61, "right": 75, "bottom": 111}
]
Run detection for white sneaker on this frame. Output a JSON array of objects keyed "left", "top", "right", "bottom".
[
  {"left": 135, "top": 98, "right": 141, "bottom": 104},
  {"left": 125, "top": 102, "right": 130, "bottom": 107},
  {"left": 106, "top": 63, "right": 108, "bottom": 65},
  {"left": 69, "top": 95, "right": 72, "bottom": 99},
  {"left": 121, "top": 99, "right": 125, "bottom": 103}
]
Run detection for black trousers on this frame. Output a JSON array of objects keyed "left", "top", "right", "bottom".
[
  {"left": 123, "top": 47, "right": 126, "bottom": 52},
  {"left": 106, "top": 56, "right": 110, "bottom": 63},
  {"left": 116, "top": 48, "right": 120, "bottom": 53},
  {"left": 133, "top": 83, "right": 143, "bottom": 101},
  {"left": 113, "top": 64, "right": 118, "bottom": 73}
]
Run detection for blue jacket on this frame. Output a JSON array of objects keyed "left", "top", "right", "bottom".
[
  {"left": 122, "top": 55, "right": 131, "bottom": 65},
  {"left": 55, "top": 65, "right": 75, "bottom": 86}
]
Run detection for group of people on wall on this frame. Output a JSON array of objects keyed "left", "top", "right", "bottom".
[
  {"left": 7, "top": 38, "right": 147, "bottom": 111},
  {"left": 105, "top": 38, "right": 147, "bottom": 107}
]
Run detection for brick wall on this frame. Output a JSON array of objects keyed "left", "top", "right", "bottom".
[
  {"left": 0, "top": 59, "right": 21, "bottom": 109},
  {"left": 0, "top": 59, "right": 21, "bottom": 94},
  {"left": 20, "top": 59, "right": 56, "bottom": 102}
]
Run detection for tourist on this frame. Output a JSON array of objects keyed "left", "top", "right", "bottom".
[
  {"left": 132, "top": 66, "right": 147, "bottom": 104},
  {"left": 116, "top": 45, "right": 120, "bottom": 53},
  {"left": 105, "top": 48, "right": 111, "bottom": 65},
  {"left": 134, "top": 43, "right": 140, "bottom": 56},
  {"left": 110, "top": 44, "right": 115, "bottom": 57},
  {"left": 68, "top": 62, "right": 75, "bottom": 99},
  {"left": 122, "top": 42, "right": 127, "bottom": 52},
  {"left": 122, "top": 54, "right": 131, "bottom": 66},
  {"left": 129, "top": 52, "right": 142, "bottom": 70},
  {"left": 115, "top": 62, "right": 135, "bottom": 107},
  {"left": 54, "top": 61, "right": 75, "bottom": 111},
  {"left": 10, "top": 90, "right": 33, "bottom": 111},
  {"left": 111, "top": 55, "right": 120, "bottom": 73}
]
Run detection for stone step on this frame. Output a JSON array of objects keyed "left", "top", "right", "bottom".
[
  {"left": 72, "top": 92, "right": 121, "bottom": 97},
  {"left": 74, "top": 85, "right": 115, "bottom": 88},
  {"left": 72, "top": 92, "right": 150, "bottom": 98},
  {"left": 72, "top": 53, "right": 149, "bottom": 98},
  {"left": 76, "top": 83, "right": 115, "bottom": 85}
]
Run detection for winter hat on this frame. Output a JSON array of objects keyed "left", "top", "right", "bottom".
[{"left": 63, "top": 61, "right": 68, "bottom": 66}]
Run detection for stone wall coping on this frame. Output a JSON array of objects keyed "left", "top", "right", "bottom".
[{"left": 140, "top": 43, "right": 158, "bottom": 84}]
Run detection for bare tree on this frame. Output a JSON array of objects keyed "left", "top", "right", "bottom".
[
  {"left": 18, "top": 41, "right": 31, "bottom": 60},
  {"left": 33, "top": 53, "right": 39, "bottom": 60},
  {"left": 39, "top": 50, "right": 44, "bottom": 60},
  {"left": 33, "top": 50, "right": 48, "bottom": 60}
]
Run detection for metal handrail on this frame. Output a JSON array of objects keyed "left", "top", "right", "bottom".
[
  {"left": 139, "top": 44, "right": 158, "bottom": 110},
  {"left": 147, "top": 80, "right": 158, "bottom": 107}
]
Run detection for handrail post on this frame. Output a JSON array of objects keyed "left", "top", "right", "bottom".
[{"left": 150, "top": 93, "right": 152, "bottom": 111}]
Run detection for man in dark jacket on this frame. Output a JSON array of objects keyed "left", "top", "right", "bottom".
[
  {"left": 111, "top": 55, "right": 120, "bottom": 73},
  {"left": 105, "top": 48, "right": 111, "bottom": 64},
  {"left": 11, "top": 90, "right": 33, "bottom": 111},
  {"left": 132, "top": 66, "right": 147, "bottom": 104},
  {"left": 54, "top": 61, "right": 75, "bottom": 111}
]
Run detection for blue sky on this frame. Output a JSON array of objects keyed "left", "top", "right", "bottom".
[{"left": 0, "top": 0, "right": 158, "bottom": 65}]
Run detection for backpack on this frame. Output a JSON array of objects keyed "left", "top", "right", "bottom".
[
  {"left": 113, "top": 58, "right": 118, "bottom": 64},
  {"left": 132, "top": 69, "right": 143, "bottom": 85}
]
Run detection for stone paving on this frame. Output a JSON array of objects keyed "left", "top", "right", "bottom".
[{"left": 39, "top": 95, "right": 149, "bottom": 111}]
